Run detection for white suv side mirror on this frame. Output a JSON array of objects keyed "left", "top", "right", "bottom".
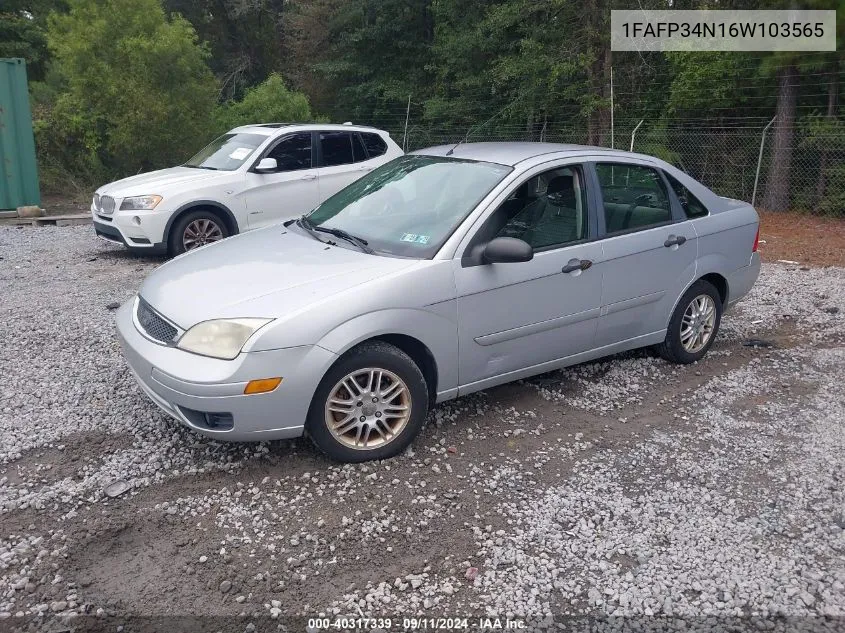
[{"left": 254, "top": 157, "right": 278, "bottom": 173}]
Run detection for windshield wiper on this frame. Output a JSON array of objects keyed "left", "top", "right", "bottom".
[
  {"left": 183, "top": 164, "right": 218, "bottom": 170},
  {"left": 313, "top": 225, "right": 374, "bottom": 254},
  {"left": 295, "top": 215, "right": 328, "bottom": 244}
]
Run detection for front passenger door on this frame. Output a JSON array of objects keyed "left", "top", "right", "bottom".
[
  {"left": 453, "top": 164, "right": 603, "bottom": 392},
  {"left": 242, "top": 132, "right": 318, "bottom": 229}
]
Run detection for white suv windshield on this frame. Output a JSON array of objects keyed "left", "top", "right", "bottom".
[
  {"left": 305, "top": 155, "right": 512, "bottom": 258},
  {"left": 184, "top": 132, "right": 266, "bottom": 171}
]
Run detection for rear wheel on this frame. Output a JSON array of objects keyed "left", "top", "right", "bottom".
[
  {"left": 306, "top": 342, "right": 429, "bottom": 463},
  {"left": 657, "top": 280, "right": 722, "bottom": 364},
  {"left": 168, "top": 209, "right": 229, "bottom": 256}
]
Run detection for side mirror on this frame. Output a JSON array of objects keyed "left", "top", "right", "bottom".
[
  {"left": 254, "top": 157, "right": 278, "bottom": 173},
  {"left": 482, "top": 237, "right": 533, "bottom": 264}
]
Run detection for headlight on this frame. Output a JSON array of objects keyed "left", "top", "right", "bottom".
[
  {"left": 93, "top": 193, "right": 100, "bottom": 208},
  {"left": 120, "top": 195, "right": 162, "bottom": 211},
  {"left": 177, "top": 318, "right": 272, "bottom": 360}
]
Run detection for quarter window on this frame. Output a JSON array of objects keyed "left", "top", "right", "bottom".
[
  {"left": 486, "top": 166, "right": 589, "bottom": 251},
  {"left": 360, "top": 132, "right": 388, "bottom": 159},
  {"left": 265, "top": 132, "right": 312, "bottom": 172},
  {"left": 596, "top": 163, "right": 671, "bottom": 233},
  {"left": 320, "top": 131, "right": 354, "bottom": 167},
  {"left": 665, "top": 172, "right": 709, "bottom": 218}
]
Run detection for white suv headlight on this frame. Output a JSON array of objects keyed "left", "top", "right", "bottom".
[
  {"left": 120, "top": 195, "right": 162, "bottom": 210},
  {"left": 177, "top": 318, "right": 272, "bottom": 360}
]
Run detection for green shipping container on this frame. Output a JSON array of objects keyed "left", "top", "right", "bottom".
[{"left": 0, "top": 58, "right": 41, "bottom": 210}]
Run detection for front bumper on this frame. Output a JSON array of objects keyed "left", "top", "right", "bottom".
[
  {"left": 92, "top": 202, "right": 169, "bottom": 252},
  {"left": 115, "top": 299, "right": 337, "bottom": 441}
]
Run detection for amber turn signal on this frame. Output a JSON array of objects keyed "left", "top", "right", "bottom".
[{"left": 243, "top": 377, "right": 283, "bottom": 395}]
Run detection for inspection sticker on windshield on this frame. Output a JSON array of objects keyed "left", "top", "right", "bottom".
[
  {"left": 228, "top": 147, "right": 252, "bottom": 160},
  {"left": 401, "top": 233, "right": 430, "bottom": 244}
]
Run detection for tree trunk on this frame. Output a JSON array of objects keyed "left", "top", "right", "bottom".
[
  {"left": 583, "top": 0, "right": 610, "bottom": 146},
  {"left": 814, "top": 64, "right": 839, "bottom": 205},
  {"left": 762, "top": 65, "right": 797, "bottom": 212}
]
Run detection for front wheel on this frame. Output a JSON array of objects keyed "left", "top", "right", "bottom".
[
  {"left": 306, "top": 342, "right": 429, "bottom": 463},
  {"left": 168, "top": 210, "right": 229, "bottom": 256},
  {"left": 657, "top": 280, "right": 722, "bottom": 364}
]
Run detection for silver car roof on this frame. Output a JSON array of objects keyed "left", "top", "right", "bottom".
[{"left": 415, "top": 141, "right": 670, "bottom": 167}]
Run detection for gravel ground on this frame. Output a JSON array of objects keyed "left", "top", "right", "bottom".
[{"left": 1, "top": 225, "right": 844, "bottom": 631}]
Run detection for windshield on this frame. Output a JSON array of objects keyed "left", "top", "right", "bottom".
[
  {"left": 184, "top": 132, "right": 266, "bottom": 171},
  {"left": 306, "top": 155, "right": 512, "bottom": 258}
]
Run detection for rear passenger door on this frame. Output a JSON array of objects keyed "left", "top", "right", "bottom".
[
  {"left": 591, "top": 161, "right": 697, "bottom": 347},
  {"left": 315, "top": 131, "right": 372, "bottom": 202}
]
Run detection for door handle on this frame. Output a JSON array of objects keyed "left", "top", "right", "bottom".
[
  {"left": 562, "top": 259, "right": 592, "bottom": 274},
  {"left": 300, "top": 174, "right": 317, "bottom": 181},
  {"left": 664, "top": 235, "right": 687, "bottom": 247},
  {"left": 358, "top": 166, "right": 374, "bottom": 172}
]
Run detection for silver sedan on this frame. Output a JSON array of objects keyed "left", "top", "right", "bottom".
[{"left": 116, "top": 143, "right": 761, "bottom": 462}]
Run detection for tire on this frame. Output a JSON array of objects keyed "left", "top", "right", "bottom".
[
  {"left": 657, "top": 279, "right": 722, "bottom": 365},
  {"left": 168, "top": 209, "right": 229, "bottom": 256},
  {"left": 306, "top": 341, "right": 429, "bottom": 463}
]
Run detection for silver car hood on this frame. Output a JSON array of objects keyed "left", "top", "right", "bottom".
[{"left": 139, "top": 226, "right": 418, "bottom": 328}]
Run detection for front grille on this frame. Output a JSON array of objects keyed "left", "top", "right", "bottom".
[
  {"left": 100, "top": 196, "right": 116, "bottom": 215},
  {"left": 136, "top": 298, "right": 178, "bottom": 344}
]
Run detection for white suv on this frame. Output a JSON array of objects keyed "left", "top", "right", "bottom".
[{"left": 91, "top": 123, "right": 402, "bottom": 256}]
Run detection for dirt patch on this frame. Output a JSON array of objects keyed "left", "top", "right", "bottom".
[{"left": 758, "top": 209, "right": 845, "bottom": 268}]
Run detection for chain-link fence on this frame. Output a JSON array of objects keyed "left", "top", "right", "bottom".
[{"left": 389, "top": 116, "right": 845, "bottom": 216}]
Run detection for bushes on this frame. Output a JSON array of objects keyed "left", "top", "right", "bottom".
[
  {"left": 31, "top": 0, "right": 318, "bottom": 191},
  {"left": 36, "top": 0, "right": 218, "bottom": 187},
  {"left": 213, "top": 73, "right": 316, "bottom": 133}
]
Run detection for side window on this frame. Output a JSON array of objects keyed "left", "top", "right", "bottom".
[
  {"left": 351, "top": 133, "right": 367, "bottom": 163},
  {"left": 320, "top": 131, "right": 354, "bottom": 167},
  {"left": 595, "top": 163, "right": 671, "bottom": 233},
  {"left": 360, "top": 132, "right": 388, "bottom": 159},
  {"left": 265, "top": 132, "right": 312, "bottom": 172},
  {"left": 665, "top": 172, "right": 709, "bottom": 218},
  {"left": 488, "top": 166, "right": 589, "bottom": 251}
]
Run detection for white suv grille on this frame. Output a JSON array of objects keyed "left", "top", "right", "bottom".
[{"left": 100, "top": 196, "right": 116, "bottom": 215}]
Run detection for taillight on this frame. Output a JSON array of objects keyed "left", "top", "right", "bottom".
[{"left": 752, "top": 226, "right": 760, "bottom": 253}]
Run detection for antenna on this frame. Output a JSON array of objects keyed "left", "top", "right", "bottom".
[{"left": 445, "top": 92, "right": 525, "bottom": 156}]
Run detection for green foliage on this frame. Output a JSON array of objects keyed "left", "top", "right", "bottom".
[
  {"left": 41, "top": 0, "right": 218, "bottom": 181},
  {"left": 214, "top": 73, "right": 315, "bottom": 132},
  {"left": 667, "top": 53, "right": 763, "bottom": 114},
  {"left": 17, "top": 0, "right": 845, "bottom": 215},
  {"left": 163, "top": 0, "right": 285, "bottom": 101},
  {"left": 0, "top": 1, "right": 65, "bottom": 81}
]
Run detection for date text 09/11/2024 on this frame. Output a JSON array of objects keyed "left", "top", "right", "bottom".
[{"left": 307, "top": 617, "right": 526, "bottom": 630}]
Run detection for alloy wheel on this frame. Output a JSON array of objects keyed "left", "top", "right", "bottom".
[
  {"left": 680, "top": 294, "right": 716, "bottom": 353},
  {"left": 324, "top": 368, "right": 412, "bottom": 450},
  {"left": 182, "top": 218, "right": 224, "bottom": 251}
]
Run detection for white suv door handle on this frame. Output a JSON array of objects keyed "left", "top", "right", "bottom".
[
  {"left": 300, "top": 174, "right": 317, "bottom": 181},
  {"left": 358, "top": 166, "right": 374, "bottom": 172}
]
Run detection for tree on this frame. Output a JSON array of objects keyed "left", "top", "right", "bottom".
[
  {"left": 0, "top": 0, "right": 66, "bottom": 81},
  {"left": 284, "top": 0, "right": 434, "bottom": 125},
  {"left": 164, "top": 0, "right": 286, "bottom": 101},
  {"left": 214, "top": 73, "right": 315, "bottom": 131},
  {"left": 44, "top": 0, "right": 218, "bottom": 178}
]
